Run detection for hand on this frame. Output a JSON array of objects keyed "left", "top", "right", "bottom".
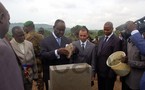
[
  {"left": 121, "top": 56, "right": 128, "bottom": 63},
  {"left": 73, "top": 46, "right": 79, "bottom": 54},
  {"left": 57, "top": 48, "right": 69, "bottom": 56},
  {"left": 91, "top": 76, "right": 95, "bottom": 81}
]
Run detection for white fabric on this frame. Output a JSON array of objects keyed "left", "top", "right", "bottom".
[
  {"left": 80, "top": 40, "right": 88, "bottom": 48},
  {"left": 13, "top": 39, "right": 25, "bottom": 54},
  {"left": 131, "top": 30, "right": 139, "bottom": 35}
]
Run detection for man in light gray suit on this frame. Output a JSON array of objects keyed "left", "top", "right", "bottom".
[
  {"left": 0, "top": 2, "right": 24, "bottom": 90},
  {"left": 71, "top": 26, "right": 96, "bottom": 65},
  {"left": 71, "top": 26, "right": 96, "bottom": 86}
]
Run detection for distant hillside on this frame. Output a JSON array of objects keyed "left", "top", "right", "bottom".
[
  {"left": 9, "top": 23, "right": 71, "bottom": 32},
  {"left": 9, "top": 23, "right": 53, "bottom": 31}
]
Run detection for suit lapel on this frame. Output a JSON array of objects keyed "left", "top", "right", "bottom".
[
  {"left": 84, "top": 41, "right": 91, "bottom": 54},
  {"left": 101, "top": 34, "right": 114, "bottom": 50},
  {"left": 98, "top": 37, "right": 104, "bottom": 54},
  {"left": 50, "top": 34, "right": 60, "bottom": 48},
  {"left": 78, "top": 41, "right": 82, "bottom": 51},
  {"left": 76, "top": 41, "right": 83, "bottom": 52},
  {"left": 60, "top": 36, "right": 65, "bottom": 47}
]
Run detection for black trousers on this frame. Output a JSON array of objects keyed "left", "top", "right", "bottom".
[
  {"left": 97, "top": 75, "right": 116, "bottom": 90},
  {"left": 44, "top": 80, "right": 49, "bottom": 90},
  {"left": 121, "top": 79, "right": 139, "bottom": 90}
]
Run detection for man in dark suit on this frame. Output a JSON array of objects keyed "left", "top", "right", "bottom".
[
  {"left": 96, "top": 21, "right": 121, "bottom": 90},
  {"left": 0, "top": 2, "right": 24, "bottom": 90},
  {"left": 40, "top": 19, "right": 71, "bottom": 90}
]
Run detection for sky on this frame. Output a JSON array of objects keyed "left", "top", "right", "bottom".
[{"left": 1, "top": 0, "right": 145, "bottom": 29}]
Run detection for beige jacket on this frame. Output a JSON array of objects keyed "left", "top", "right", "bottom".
[{"left": 10, "top": 38, "right": 38, "bottom": 81}]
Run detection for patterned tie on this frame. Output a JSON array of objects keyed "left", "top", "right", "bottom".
[
  {"left": 57, "top": 38, "right": 61, "bottom": 46},
  {"left": 81, "top": 43, "right": 85, "bottom": 50}
]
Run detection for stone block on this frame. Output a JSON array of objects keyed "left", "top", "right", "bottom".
[{"left": 49, "top": 63, "right": 91, "bottom": 90}]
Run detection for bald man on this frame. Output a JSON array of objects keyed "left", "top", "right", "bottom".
[
  {"left": 0, "top": 2, "right": 24, "bottom": 90},
  {"left": 10, "top": 26, "right": 38, "bottom": 90},
  {"left": 123, "top": 21, "right": 145, "bottom": 90},
  {"left": 125, "top": 21, "right": 145, "bottom": 90},
  {"left": 95, "top": 22, "right": 121, "bottom": 90}
]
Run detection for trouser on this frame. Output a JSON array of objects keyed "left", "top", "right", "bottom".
[
  {"left": 121, "top": 76, "right": 129, "bottom": 90},
  {"left": 121, "top": 76, "right": 140, "bottom": 90},
  {"left": 36, "top": 58, "right": 44, "bottom": 90},
  {"left": 44, "top": 80, "right": 49, "bottom": 90},
  {"left": 97, "top": 75, "right": 115, "bottom": 90},
  {"left": 24, "top": 79, "right": 33, "bottom": 90}
]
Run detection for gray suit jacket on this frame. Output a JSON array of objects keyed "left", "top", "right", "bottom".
[
  {"left": 0, "top": 38, "right": 24, "bottom": 90},
  {"left": 125, "top": 39, "right": 145, "bottom": 89},
  {"left": 71, "top": 40, "right": 96, "bottom": 65}
]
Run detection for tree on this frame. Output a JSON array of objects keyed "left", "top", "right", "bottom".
[
  {"left": 70, "top": 25, "right": 82, "bottom": 38},
  {"left": 44, "top": 29, "right": 51, "bottom": 37},
  {"left": 97, "top": 30, "right": 104, "bottom": 36}
]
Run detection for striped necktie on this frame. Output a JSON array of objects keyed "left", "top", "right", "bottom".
[{"left": 81, "top": 43, "right": 85, "bottom": 50}]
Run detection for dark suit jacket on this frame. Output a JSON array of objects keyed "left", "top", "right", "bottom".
[
  {"left": 125, "top": 39, "right": 145, "bottom": 89},
  {"left": 40, "top": 33, "right": 71, "bottom": 80},
  {"left": 96, "top": 34, "right": 121, "bottom": 78},
  {"left": 0, "top": 39, "right": 24, "bottom": 90}
]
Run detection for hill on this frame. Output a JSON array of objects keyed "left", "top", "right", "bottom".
[{"left": 9, "top": 23, "right": 53, "bottom": 31}]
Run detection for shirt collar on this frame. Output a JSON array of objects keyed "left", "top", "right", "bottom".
[
  {"left": 13, "top": 38, "right": 24, "bottom": 45},
  {"left": 52, "top": 32, "right": 61, "bottom": 39},
  {"left": 80, "top": 40, "right": 88, "bottom": 46},
  {"left": 105, "top": 32, "right": 113, "bottom": 41}
]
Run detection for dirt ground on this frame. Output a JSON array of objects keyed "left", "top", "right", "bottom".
[{"left": 32, "top": 76, "right": 121, "bottom": 90}]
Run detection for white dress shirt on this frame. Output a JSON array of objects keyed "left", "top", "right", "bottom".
[
  {"left": 52, "top": 32, "right": 61, "bottom": 59},
  {"left": 80, "top": 40, "right": 88, "bottom": 49},
  {"left": 13, "top": 39, "right": 25, "bottom": 54}
]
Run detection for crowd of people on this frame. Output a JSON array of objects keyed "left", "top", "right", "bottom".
[{"left": 0, "top": 2, "right": 145, "bottom": 90}]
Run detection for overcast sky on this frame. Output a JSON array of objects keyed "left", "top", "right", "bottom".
[{"left": 1, "top": 0, "right": 145, "bottom": 29}]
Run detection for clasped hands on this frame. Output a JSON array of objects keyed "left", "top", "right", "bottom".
[{"left": 57, "top": 48, "right": 69, "bottom": 56}]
